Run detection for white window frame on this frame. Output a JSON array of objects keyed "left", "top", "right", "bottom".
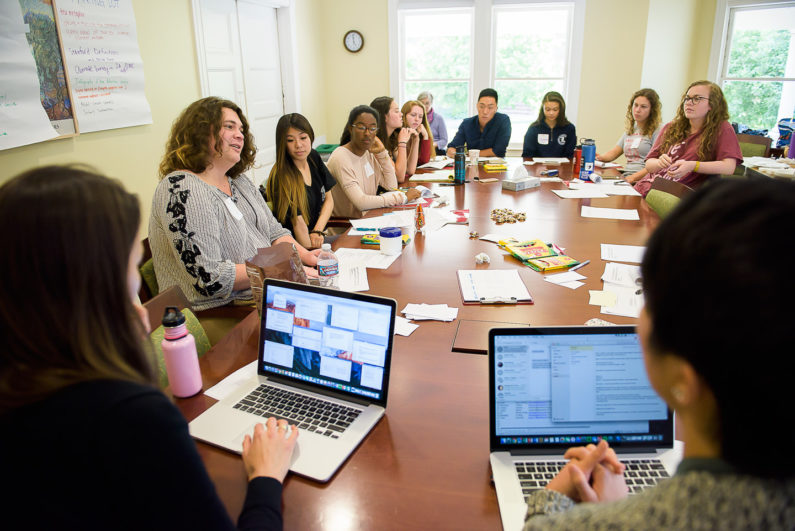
[
  {"left": 708, "top": 0, "right": 795, "bottom": 132},
  {"left": 389, "top": 0, "right": 585, "bottom": 150}
]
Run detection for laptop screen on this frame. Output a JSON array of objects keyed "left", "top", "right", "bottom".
[
  {"left": 258, "top": 279, "right": 396, "bottom": 406},
  {"left": 489, "top": 327, "right": 673, "bottom": 452}
]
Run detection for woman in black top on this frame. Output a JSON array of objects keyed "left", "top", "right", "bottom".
[
  {"left": 0, "top": 165, "right": 297, "bottom": 530},
  {"left": 265, "top": 113, "right": 336, "bottom": 249}
]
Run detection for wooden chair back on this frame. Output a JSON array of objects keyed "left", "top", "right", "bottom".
[{"left": 736, "top": 133, "right": 772, "bottom": 158}]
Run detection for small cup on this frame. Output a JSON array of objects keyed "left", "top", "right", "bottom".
[
  {"left": 469, "top": 149, "right": 480, "bottom": 166},
  {"left": 379, "top": 227, "right": 402, "bottom": 255}
]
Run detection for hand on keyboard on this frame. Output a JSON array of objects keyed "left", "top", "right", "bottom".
[{"left": 241, "top": 417, "right": 299, "bottom": 483}]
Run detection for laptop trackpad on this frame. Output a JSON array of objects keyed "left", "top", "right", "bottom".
[{"left": 232, "top": 423, "right": 301, "bottom": 465}]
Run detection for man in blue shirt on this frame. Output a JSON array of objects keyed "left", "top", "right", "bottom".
[{"left": 446, "top": 88, "right": 512, "bottom": 158}]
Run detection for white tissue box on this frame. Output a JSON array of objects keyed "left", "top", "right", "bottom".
[{"left": 502, "top": 176, "right": 540, "bottom": 191}]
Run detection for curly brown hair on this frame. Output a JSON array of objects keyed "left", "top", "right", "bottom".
[
  {"left": 158, "top": 97, "right": 256, "bottom": 179},
  {"left": 659, "top": 81, "right": 729, "bottom": 161},
  {"left": 625, "top": 88, "right": 661, "bottom": 137}
]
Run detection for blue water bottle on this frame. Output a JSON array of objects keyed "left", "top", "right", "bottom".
[
  {"left": 579, "top": 138, "right": 596, "bottom": 181},
  {"left": 454, "top": 145, "right": 466, "bottom": 184}
]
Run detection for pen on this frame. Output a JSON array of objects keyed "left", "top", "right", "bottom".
[
  {"left": 356, "top": 228, "right": 378, "bottom": 231},
  {"left": 569, "top": 259, "right": 590, "bottom": 271}
]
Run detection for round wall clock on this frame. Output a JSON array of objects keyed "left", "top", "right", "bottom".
[{"left": 343, "top": 30, "right": 364, "bottom": 53}]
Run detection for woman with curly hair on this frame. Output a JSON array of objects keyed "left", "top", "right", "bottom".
[
  {"left": 370, "top": 96, "right": 418, "bottom": 182},
  {"left": 596, "top": 88, "right": 662, "bottom": 184},
  {"left": 150, "top": 97, "right": 320, "bottom": 312},
  {"left": 634, "top": 81, "right": 742, "bottom": 197},
  {"left": 265, "top": 113, "right": 336, "bottom": 250},
  {"left": 401, "top": 100, "right": 436, "bottom": 166}
]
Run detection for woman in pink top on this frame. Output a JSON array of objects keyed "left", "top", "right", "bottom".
[
  {"left": 328, "top": 105, "right": 421, "bottom": 219},
  {"left": 635, "top": 81, "right": 743, "bottom": 197}
]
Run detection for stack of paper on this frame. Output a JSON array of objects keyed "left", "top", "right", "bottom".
[
  {"left": 394, "top": 316, "right": 419, "bottom": 336},
  {"left": 568, "top": 181, "right": 641, "bottom": 197},
  {"left": 588, "top": 262, "right": 644, "bottom": 318},
  {"left": 417, "top": 157, "right": 453, "bottom": 170},
  {"left": 402, "top": 303, "right": 458, "bottom": 321},
  {"left": 409, "top": 170, "right": 453, "bottom": 182},
  {"left": 600, "top": 243, "right": 645, "bottom": 263},
  {"left": 543, "top": 270, "right": 586, "bottom": 290},
  {"left": 581, "top": 206, "right": 640, "bottom": 220}
]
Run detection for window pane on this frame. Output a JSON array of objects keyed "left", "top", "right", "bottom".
[
  {"left": 405, "top": 80, "right": 469, "bottom": 141},
  {"left": 495, "top": 80, "right": 564, "bottom": 145},
  {"left": 404, "top": 12, "right": 471, "bottom": 80},
  {"left": 726, "top": 7, "right": 794, "bottom": 78},
  {"left": 724, "top": 80, "right": 795, "bottom": 133},
  {"left": 494, "top": 8, "right": 569, "bottom": 79}
]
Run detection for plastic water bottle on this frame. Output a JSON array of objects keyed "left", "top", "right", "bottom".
[
  {"left": 454, "top": 145, "right": 466, "bottom": 184},
  {"left": 317, "top": 243, "right": 339, "bottom": 289},
  {"left": 161, "top": 307, "right": 202, "bottom": 398}
]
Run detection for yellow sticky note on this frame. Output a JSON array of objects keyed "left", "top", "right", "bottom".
[{"left": 589, "top": 290, "right": 617, "bottom": 308}]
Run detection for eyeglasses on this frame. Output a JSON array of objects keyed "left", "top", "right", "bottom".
[
  {"left": 352, "top": 124, "right": 378, "bottom": 133},
  {"left": 683, "top": 95, "right": 709, "bottom": 105}
]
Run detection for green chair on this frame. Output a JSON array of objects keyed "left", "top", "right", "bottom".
[
  {"left": 733, "top": 133, "right": 772, "bottom": 176},
  {"left": 139, "top": 258, "right": 159, "bottom": 299},
  {"left": 645, "top": 178, "right": 693, "bottom": 219}
]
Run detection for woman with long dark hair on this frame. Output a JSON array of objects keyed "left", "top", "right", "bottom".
[
  {"left": 265, "top": 113, "right": 336, "bottom": 249},
  {"left": 0, "top": 165, "right": 297, "bottom": 530}
]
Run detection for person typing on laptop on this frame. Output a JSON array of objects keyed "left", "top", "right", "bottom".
[
  {"left": 0, "top": 165, "right": 298, "bottom": 530},
  {"left": 523, "top": 178, "right": 795, "bottom": 529}
]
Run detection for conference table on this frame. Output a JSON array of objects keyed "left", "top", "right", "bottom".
[{"left": 171, "top": 160, "right": 659, "bottom": 529}]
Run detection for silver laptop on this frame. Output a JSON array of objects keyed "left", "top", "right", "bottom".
[
  {"left": 189, "top": 279, "right": 396, "bottom": 482},
  {"left": 488, "top": 326, "right": 682, "bottom": 531}
]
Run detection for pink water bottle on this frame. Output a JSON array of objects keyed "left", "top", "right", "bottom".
[{"left": 161, "top": 307, "right": 202, "bottom": 398}]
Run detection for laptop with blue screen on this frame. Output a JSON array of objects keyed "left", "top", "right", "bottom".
[
  {"left": 189, "top": 278, "right": 396, "bottom": 482},
  {"left": 488, "top": 326, "right": 681, "bottom": 530}
]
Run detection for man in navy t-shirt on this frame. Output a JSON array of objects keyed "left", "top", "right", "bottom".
[{"left": 446, "top": 88, "right": 512, "bottom": 158}]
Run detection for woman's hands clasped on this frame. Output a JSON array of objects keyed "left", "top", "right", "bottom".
[{"left": 545, "top": 439, "right": 628, "bottom": 503}]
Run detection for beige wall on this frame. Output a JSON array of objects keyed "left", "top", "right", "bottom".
[
  {"left": 294, "top": 0, "right": 328, "bottom": 141},
  {"left": 0, "top": 0, "right": 201, "bottom": 231}
]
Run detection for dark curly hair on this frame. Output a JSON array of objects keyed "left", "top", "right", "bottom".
[{"left": 158, "top": 97, "right": 256, "bottom": 179}]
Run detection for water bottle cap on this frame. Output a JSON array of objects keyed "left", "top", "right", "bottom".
[
  {"left": 321, "top": 243, "right": 331, "bottom": 251},
  {"left": 379, "top": 227, "right": 402, "bottom": 238},
  {"left": 581, "top": 138, "right": 595, "bottom": 145},
  {"left": 162, "top": 306, "right": 186, "bottom": 327}
]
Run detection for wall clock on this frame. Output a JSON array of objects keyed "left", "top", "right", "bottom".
[{"left": 343, "top": 30, "right": 364, "bottom": 53}]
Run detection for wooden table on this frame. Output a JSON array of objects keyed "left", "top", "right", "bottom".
[{"left": 173, "top": 161, "right": 658, "bottom": 530}]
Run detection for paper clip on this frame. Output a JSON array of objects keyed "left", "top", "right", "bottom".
[{"left": 479, "top": 296, "right": 518, "bottom": 305}]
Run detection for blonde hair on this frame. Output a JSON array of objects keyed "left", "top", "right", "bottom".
[
  {"left": 659, "top": 81, "right": 729, "bottom": 161},
  {"left": 401, "top": 100, "right": 435, "bottom": 149}
]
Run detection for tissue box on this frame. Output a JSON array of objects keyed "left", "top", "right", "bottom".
[{"left": 502, "top": 176, "right": 541, "bottom": 191}]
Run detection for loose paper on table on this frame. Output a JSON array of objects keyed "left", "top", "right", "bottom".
[
  {"left": 601, "top": 262, "right": 641, "bottom": 288},
  {"left": 334, "top": 247, "right": 400, "bottom": 270},
  {"left": 552, "top": 189, "right": 610, "bottom": 199},
  {"left": 600, "top": 244, "right": 645, "bottom": 263},
  {"left": 349, "top": 211, "right": 415, "bottom": 232},
  {"left": 458, "top": 270, "right": 533, "bottom": 303},
  {"left": 581, "top": 206, "right": 640, "bottom": 220},
  {"left": 410, "top": 170, "right": 453, "bottom": 182}
]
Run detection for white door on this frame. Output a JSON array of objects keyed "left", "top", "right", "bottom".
[
  {"left": 193, "top": 0, "right": 286, "bottom": 185},
  {"left": 237, "top": 1, "right": 284, "bottom": 184},
  {"left": 196, "top": 0, "right": 246, "bottom": 112}
]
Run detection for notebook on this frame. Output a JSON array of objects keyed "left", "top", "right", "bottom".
[
  {"left": 189, "top": 279, "right": 396, "bottom": 482},
  {"left": 488, "top": 326, "right": 682, "bottom": 530}
]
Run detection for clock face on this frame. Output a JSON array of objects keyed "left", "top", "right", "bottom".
[{"left": 344, "top": 30, "right": 364, "bottom": 53}]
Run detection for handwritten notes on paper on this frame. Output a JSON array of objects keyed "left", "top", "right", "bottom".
[
  {"left": 56, "top": 0, "right": 152, "bottom": 132},
  {"left": 0, "top": 2, "right": 58, "bottom": 149}
]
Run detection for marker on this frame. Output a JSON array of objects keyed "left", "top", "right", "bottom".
[{"left": 569, "top": 259, "right": 590, "bottom": 271}]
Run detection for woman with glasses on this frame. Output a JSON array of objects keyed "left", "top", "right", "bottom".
[
  {"left": 0, "top": 165, "right": 298, "bottom": 530},
  {"left": 328, "top": 105, "right": 422, "bottom": 219},
  {"left": 370, "top": 96, "right": 418, "bottom": 182},
  {"left": 417, "top": 91, "right": 448, "bottom": 155},
  {"left": 633, "top": 81, "right": 742, "bottom": 196},
  {"left": 264, "top": 113, "right": 336, "bottom": 250},
  {"left": 596, "top": 88, "right": 662, "bottom": 184},
  {"left": 401, "top": 99, "right": 436, "bottom": 166}
]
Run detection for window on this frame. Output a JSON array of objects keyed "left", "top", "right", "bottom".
[
  {"left": 391, "top": 0, "right": 584, "bottom": 150},
  {"left": 712, "top": 1, "right": 795, "bottom": 141}
]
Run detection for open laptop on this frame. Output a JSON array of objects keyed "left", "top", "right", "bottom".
[
  {"left": 189, "top": 278, "right": 396, "bottom": 482},
  {"left": 488, "top": 326, "right": 682, "bottom": 530}
]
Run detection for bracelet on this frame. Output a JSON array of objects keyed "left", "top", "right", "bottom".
[
  {"left": 310, "top": 230, "right": 326, "bottom": 236},
  {"left": 398, "top": 142, "right": 408, "bottom": 146},
  {"left": 694, "top": 161, "right": 700, "bottom": 172}
]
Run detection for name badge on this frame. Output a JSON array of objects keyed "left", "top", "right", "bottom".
[
  {"left": 224, "top": 197, "right": 243, "bottom": 220},
  {"left": 538, "top": 134, "right": 549, "bottom": 145},
  {"left": 364, "top": 161, "right": 375, "bottom": 177},
  {"left": 630, "top": 136, "right": 642, "bottom": 149}
]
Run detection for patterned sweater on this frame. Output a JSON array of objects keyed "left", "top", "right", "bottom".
[
  {"left": 523, "top": 459, "right": 795, "bottom": 530},
  {"left": 149, "top": 171, "right": 290, "bottom": 310}
]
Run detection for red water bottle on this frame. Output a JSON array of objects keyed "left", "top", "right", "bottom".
[{"left": 573, "top": 145, "right": 582, "bottom": 176}]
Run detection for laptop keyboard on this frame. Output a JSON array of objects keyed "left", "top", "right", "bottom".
[
  {"left": 515, "top": 458, "right": 670, "bottom": 500},
  {"left": 233, "top": 384, "right": 362, "bottom": 439}
]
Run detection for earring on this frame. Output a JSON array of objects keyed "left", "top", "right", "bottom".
[{"left": 671, "top": 387, "right": 685, "bottom": 402}]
